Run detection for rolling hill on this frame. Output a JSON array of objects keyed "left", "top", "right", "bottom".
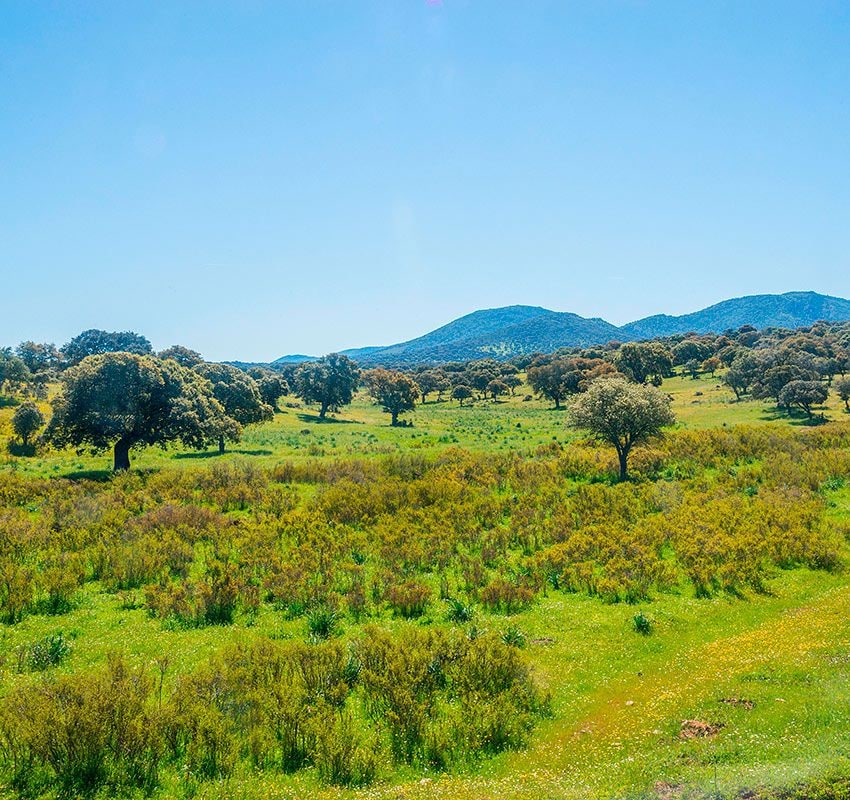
[{"left": 275, "top": 291, "right": 850, "bottom": 366}]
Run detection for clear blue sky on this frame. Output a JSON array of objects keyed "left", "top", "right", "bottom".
[{"left": 2, "top": 2, "right": 849, "bottom": 361}]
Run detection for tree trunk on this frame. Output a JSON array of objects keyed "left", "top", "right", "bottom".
[
  {"left": 391, "top": 410, "right": 399, "bottom": 426},
  {"left": 319, "top": 401, "right": 328, "bottom": 418},
  {"left": 616, "top": 447, "right": 629, "bottom": 482},
  {"left": 554, "top": 397, "right": 561, "bottom": 409},
  {"left": 219, "top": 434, "right": 226, "bottom": 454},
  {"left": 113, "top": 437, "right": 132, "bottom": 471}
]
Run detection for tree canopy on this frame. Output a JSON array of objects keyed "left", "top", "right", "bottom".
[
  {"left": 778, "top": 379, "right": 828, "bottom": 419},
  {"left": 569, "top": 377, "right": 675, "bottom": 481},
  {"left": 46, "top": 353, "right": 225, "bottom": 470},
  {"left": 12, "top": 402, "right": 45, "bottom": 448},
  {"left": 158, "top": 345, "right": 204, "bottom": 368},
  {"left": 61, "top": 330, "right": 153, "bottom": 366},
  {"left": 364, "top": 369, "right": 418, "bottom": 425},
  {"left": 195, "top": 363, "right": 273, "bottom": 452},
  {"left": 295, "top": 354, "right": 360, "bottom": 418}
]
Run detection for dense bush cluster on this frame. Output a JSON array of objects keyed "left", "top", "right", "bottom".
[{"left": 0, "top": 629, "right": 546, "bottom": 795}]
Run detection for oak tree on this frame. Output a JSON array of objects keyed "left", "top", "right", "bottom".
[
  {"left": 569, "top": 377, "right": 675, "bottom": 481},
  {"left": 46, "top": 353, "right": 225, "bottom": 470}
]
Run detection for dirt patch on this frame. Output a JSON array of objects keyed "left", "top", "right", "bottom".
[
  {"left": 654, "top": 781, "right": 684, "bottom": 799},
  {"left": 679, "top": 719, "right": 724, "bottom": 739},
  {"left": 719, "top": 697, "right": 755, "bottom": 710},
  {"left": 530, "top": 636, "right": 555, "bottom": 646}
]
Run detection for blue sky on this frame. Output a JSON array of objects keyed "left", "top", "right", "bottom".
[{"left": 2, "top": 1, "right": 849, "bottom": 361}]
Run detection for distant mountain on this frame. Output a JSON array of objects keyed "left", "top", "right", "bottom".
[
  {"left": 272, "top": 354, "right": 316, "bottom": 364},
  {"left": 341, "top": 306, "right": 616, "bottom": 364},
  {"left": 619, "top": 291, "right": 850, "bottom": 340},
  {"left": 273, "top": 292, "right": 850, "bottom": 366}
]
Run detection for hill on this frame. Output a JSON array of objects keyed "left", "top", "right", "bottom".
[
  {"left": 339, "top": 306, "right": 618, "bottom": 365},
  {"left": 619, "top": 291, "right": 850, "bottom": 340},
  {"left": 276, "top": 291, "right": 850, "bottom": 366}
]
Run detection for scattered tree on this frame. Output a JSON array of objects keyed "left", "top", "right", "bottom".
[
  {"left": 12, "top": 402, "right": 45, "bottom": 448},
  {"left": 247, "top": 368, "right": 289, "bottom": 411},
  {"left": 778, "top": 380, "right": 828, "bottom": 419},
  {"left": 684, "top": 359, "right": 701, "bottom": 379},
  {"left": 46, "top": 353, "right": 225, "bottom": 470},
  {"left": 836, "top": 376, "right": 850, "bottom": 411},
  {"left": 365, "top": 369, "right": 418, "bottom": 425},
  {"left": 502, "top": 374, "right": 523, "bottom": 395},
  {"left": 0, "top": 350, "right": 30, "bottom": 396},
  {"left": 15, "top": 342, "right": 59, "bottom": 374},
  {"left": 614, "top": 342, "right": 673, "bottom": 385},
  {"left": 486, "top": 379, "right": 508, "bottom": 400},
  {"left": 569, "top": 377, "right": 675, "bottom": 481},
  {"left": 701, "top": 356, "right": 721, "bottom": 376},
  {"left": 451, "top": 385, "right": 473, "bottom": 407},
  {"left": 295, "top": 354, "right": 360, "bottom": 419},
  {"left": 195, "top": 363, "right": 273, "bottom": 453}
]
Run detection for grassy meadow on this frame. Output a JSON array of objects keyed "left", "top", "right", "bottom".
[{"left": 1, "top": 371, "right": 849, "bottom": 800}]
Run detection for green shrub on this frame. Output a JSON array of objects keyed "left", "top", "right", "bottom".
[
  {"left": 307, "top": 604, "right": 340, "bottom": 640},
  {"left": 18, "top": 631, "right": 72, "bottom": 671},
  {"left": 632, "top": 611, "right": 653, "bottom": 635}
]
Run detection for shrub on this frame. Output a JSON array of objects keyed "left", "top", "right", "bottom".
[
  {"left": 385, "top": 580, "right": 432, "bottom": 618},
  {"left": 18, "top": 631, "right": 73, "bottom": 671},
  {"left": 307, "top": 604, "right": 340, "bottom": 640},
  {"left": 632, "top": 611, "right": 653, "bottom": 635},
  {"left": 480, "top": 578, "right": 534, "bottom": 614},
  {"left": 0, "top": 655, "right": 162, "bottom": 795},
  {"left": 445, "top": 597, "right": 475, "bottom": 623}
]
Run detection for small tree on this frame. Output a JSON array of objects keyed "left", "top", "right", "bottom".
[
  {"left": 366, "top": 369, "right": 418, "bottom": 425},
  {"left": 12, "top": 402, "right": 45, "bottom": 448},
  {"left": 684, "top": 359, "right": 701, "bottom": 379},
  {"left": 701, "top": 356, "right": 721, "bottom": 377},
  {"left": 778, "top": 380, "right": 828, "bottom": 419},
  {"left": 452, "top": 385, "right": 473, "bottom": 407},
  {"left": 195, "top": 363, "right": 273, "bottom": 453},
  {"left": 835, "top": 376, "right": 850, "bottom": 411},
  {"left": 486, "top": 379, "right": 508, "bottom": 400},
  {"left": 569, "top": 377, "right": 675, "bottom": 481},
  {"left": 0, "top": 350, "right": 31, "bottom": 396},
  {"left": 46, "top": 353, "right": 225, "bottom": 470},
  {"left": 295, "top": 354, "right": 360, "bottom": 418},
  {"left": 502, "top": 374, "right": 523, "bottom": 395}
]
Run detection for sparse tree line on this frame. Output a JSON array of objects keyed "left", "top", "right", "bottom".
[{"left": 3, "top": 319, "right": 850, "bottom": 470}]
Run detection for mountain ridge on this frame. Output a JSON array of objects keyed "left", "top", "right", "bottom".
[{"left": 275, "top": 291, "right": 850, "bottom": 366}]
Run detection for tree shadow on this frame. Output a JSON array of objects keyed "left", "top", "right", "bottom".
[
  {"left": 61, "top": 469, "right": 114, "bottom": 482},
  {"left": 173, "top": 449, "right": 274, "bottom": 459},
  {"left": 296, "top": 413, "right": 361, "bottom": 425},
  {"left": 0, "top": 396, "right": 20, "bottom": 408},
  {"left": 759, "top": 406, "right": 829, "bottom": 426},
  {"left": 6, "top": 442, "right": 36, "bottom": 457}
]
